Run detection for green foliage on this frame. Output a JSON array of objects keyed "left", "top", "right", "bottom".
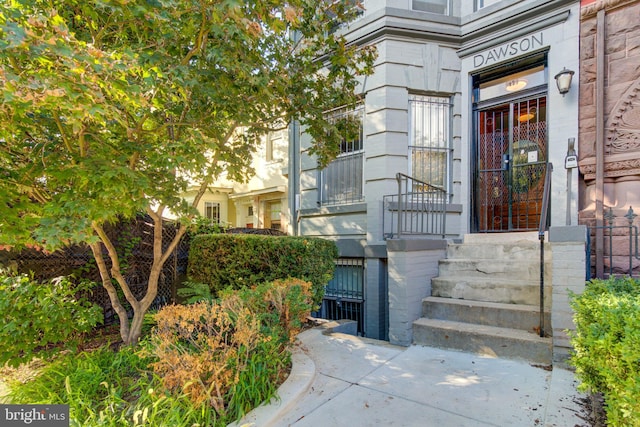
[
  {"left": 187, "top": 217, "right": 227, "bottom": 237},
  {"left": 188, "top": 234, "right": 338, "bottom": 306},
  {"left": 176, "top": 280, "right": 214, "bottom": 304},
  {"left": 7, "top": 345, "right": 213, "bottom": 427},
  {"left": 0, "top": 271, "right": 103, "bottom": 367},
  {"left": 0, "top": 0, "right": 376, "bottom": 251},
  {"left": 569, "top": 276, "right": 640, "bottom": 426},
  {"left": 8, "top": 278, "right": 313, "bottom": 426}
]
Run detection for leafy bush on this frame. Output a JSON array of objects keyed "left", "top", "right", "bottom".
[
  {"left": 569, "top": 276, "right": 640, "bottom": 426},
  {"left": 7, "top": 345, "right": 213, "bottom": 427},
  {"left": 175, "top": 280, "right": 213, "bottom": 304},
  {"left": 0, "top": 272, "right": 103, "bottom": 367},
  {"left": 187, "top": 234, "right": 338, "bottom": 306},
  {"left": 150, "top": 278, "right": 313, "bottom": 422}
]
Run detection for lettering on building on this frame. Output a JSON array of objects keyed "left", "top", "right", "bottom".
[{"left": 473, "top": 33, "right": 544, "bottom": 68}]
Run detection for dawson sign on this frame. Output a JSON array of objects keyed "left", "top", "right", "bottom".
[{"left": 473, "top": 33, "right": 544, "bottom": 68}]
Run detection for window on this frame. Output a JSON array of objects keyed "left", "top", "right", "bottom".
[
  {"left": 475, "top": 0, "right": 502, "bottom": 10},
  {"left": 247, "top": 206, "right": 253, "bottom": 216},
  {"left": 409, "top": 95, "right": 452, "bottom": 192},
  {"left": 319, "top": 103, "right": 364, "bottom": 206},
  {"left": 412, "top": 0, "right": 449, "bottom": 14},
  {"left": 266, "top": 130, "right": 284, "bottom": 162},
  {"left": 204, "top": 201, "right": 220, "bottom": 223},
  {"left": 328, "top": 0, "right": 365, "bottom": 33},
  {"left": 267, "top": 201, "right": 282, "bottom": 230}
]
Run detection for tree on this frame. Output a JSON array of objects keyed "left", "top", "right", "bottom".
[{"left": 0, "top": 0, "right": 375, "bottom": 345}]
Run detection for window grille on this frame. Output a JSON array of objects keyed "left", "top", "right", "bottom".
[
  {"left": 319, "top": 104, "right": 364, "bottom": 206},
  {"left": 409, "top": 95, "right": 452, "bottom": 193},
  {"left": 315, "top": 258, "right": 365, "bottom": 334}
]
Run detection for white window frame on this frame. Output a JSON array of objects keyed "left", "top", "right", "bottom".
[
  {"left": 204, "top": 201, "right": 220, "bottom": 223},
  {"left": 409, "top": 95, "right": 452, "bottom": 193}
]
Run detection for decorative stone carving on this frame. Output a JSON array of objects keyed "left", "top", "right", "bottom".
[{"left": 606, "top": 81, "right": 640, "bottom": 154}]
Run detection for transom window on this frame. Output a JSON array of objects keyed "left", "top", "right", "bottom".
[
  {"left": 319, "top": 103, "right": 364, "bottom": 206},
  {"left": 409, "top": 95, "right": 452, "bottom": 192}
]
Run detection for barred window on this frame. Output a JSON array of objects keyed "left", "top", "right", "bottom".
[
  {"left": 409, "top": 95, "right": 452, "bottom": 192},
  {"left": 319, "top": 104, "right": 364, "bottom": 206}
]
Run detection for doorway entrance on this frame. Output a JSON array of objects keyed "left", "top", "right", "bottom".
[{"left": 475, "top": 96, "right": 547, "bottom": 231}]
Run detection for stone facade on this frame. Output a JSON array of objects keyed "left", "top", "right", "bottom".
[{"left": 578, "top": 0, "right": 640, "bottom": 276}]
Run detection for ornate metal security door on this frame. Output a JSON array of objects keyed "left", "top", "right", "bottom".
[{"left": 475, "top": 96, "right": 547, "bottom": 231}]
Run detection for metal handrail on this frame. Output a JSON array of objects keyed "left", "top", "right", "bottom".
[
  {"left": 383, "top": 173, "right": 447, "bottom": 239},
  {"left": 537, "top": 163, "right": 553, "bottom": 338}
]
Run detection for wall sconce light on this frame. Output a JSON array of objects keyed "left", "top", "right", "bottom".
[{"left": 554, "top": 67, "right": 574, "bottom": 96}]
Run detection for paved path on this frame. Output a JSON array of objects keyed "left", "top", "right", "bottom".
[{"left": 233, "top": 326, "right": 587, "bottom": 427}]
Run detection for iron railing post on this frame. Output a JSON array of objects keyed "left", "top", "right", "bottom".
[{"left": 538, "top": 163, "right": 553, "bottom": 338}]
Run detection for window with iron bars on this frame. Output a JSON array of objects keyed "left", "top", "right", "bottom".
[
  {"left": 315, "top": 258, "right": 365, "bottom": 334},
  {"left": 319, "top": 103, "right": 364, "bottom": 206},
  {"left": 409, "top": 95, "right": 452, "bottom": 194}
]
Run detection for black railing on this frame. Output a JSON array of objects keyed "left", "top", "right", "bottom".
[
  {"left": 586, "top": 206, "right": 639, "bottom": 279},
  {"left": 383, "top": 173, "right": 447, "bottom": 239},
  {"left": 537, "top": 163, "right": 553, "bottom": 338}
]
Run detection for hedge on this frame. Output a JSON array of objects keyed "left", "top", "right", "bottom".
[
  {"left": 187, "top": 234, "right": 338, "bottom": 306},
  {"left": 569, "top": 276, "right": 640, "bottom": 426}
]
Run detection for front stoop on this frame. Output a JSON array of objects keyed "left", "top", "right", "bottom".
[
  {"left": 412, "top": 233, "right": 553, "bottom": 365},
  {"left": 413, "top": 299, "right": 552, "bottom": 365}
]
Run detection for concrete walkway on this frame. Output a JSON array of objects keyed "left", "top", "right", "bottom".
[{"left": 232, "top": 326, "right": 587, "bottom": 427}]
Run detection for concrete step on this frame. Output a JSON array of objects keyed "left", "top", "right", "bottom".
[
  {"left": 421, "top": 297, "right": 551, "bottom": 335},
  {"left": 413, "top": 318, "right": 552, "bottom": 364},
  {"left": 446, "top": 241, "right": 549, "bottom": 261},
  {"left": 431, "top": 277, "right": 550, "bottom": 307},
  {"left": 437, "top": 258, "right": 548, "bottom": 281},
  {"left": 462, "top": 232, "right": 540, "bottom": 244}
]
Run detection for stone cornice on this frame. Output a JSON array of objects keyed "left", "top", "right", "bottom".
[{"left": 581, "top": 0, "right": 640, "bottom": 19}]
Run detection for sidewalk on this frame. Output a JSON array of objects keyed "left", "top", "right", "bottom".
[{"left": 233, "top": 326, "right": 587, "bottom": 427}]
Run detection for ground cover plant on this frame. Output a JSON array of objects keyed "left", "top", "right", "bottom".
[
  {"left": 0, "top": 271, "right": 103, "bottom": 367},
  {"left": 5, "top": 278, "right": 313, "bottom": 426},
  {"left": 570, "top": 276, "right": 640, "bottom": 426}
]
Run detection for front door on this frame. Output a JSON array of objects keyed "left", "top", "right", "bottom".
[{"left": 475, "top": 95, "right": 547, "bottom": 232}]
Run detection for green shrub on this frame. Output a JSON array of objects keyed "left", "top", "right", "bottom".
[
  {"left": 569, "top": 276, "right": 640, "bottom": 426},
  {"left": 7, "top": 345, "right": 213, "bottom": 427},
  {"left": 0, "top": 272, "right": 103, "bottom": 367},
  {"left": 187, "top": 234, "right": 338, "bottom": 306}
]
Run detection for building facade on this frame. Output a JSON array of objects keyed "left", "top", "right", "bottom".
[
  {"left": 578, "top": 0, "right": 640, "bottom": 277},
  {"left": 290, "top": 0, "right": 583, "bottom": 344},
  {"left": 186, "top": 129, "right": 290, "bottom": 233}
]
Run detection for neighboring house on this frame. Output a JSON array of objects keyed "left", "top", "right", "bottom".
[
  {"left": 578, "top": 0, "right": 640, "bottom": 278},
  {"left": 186, "top": 129, "right": 290, "bottom": 233},
  {"left": 290, "top": 0, "right": 594, "bottom": 363}
]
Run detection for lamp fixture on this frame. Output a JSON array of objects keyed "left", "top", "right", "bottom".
[
  {"left": 505, "top": 79, "right": 527, "bottom": 92},
  {"left": 518, "top": 107, "right": 537, "bottom": 122},
  {"left": 554, "top": 67, "right": 574, "bottom": 96}
]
